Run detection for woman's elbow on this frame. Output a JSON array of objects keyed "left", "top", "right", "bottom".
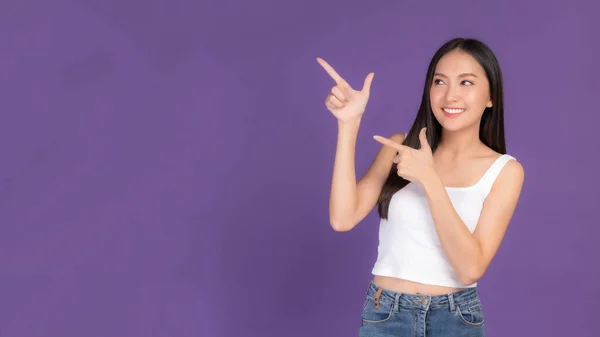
[
  {"left": 329, "top": 217, "right": 356, "bottom": 232},
  {"left": 459, "top": 266, "right": 483, "bottom": 286}
]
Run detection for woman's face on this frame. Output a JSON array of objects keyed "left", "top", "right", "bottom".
[{"left": 429, "top": 49, "right": 493, "bottom": 132}]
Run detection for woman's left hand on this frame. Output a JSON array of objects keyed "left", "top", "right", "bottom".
[{"left": 373, "top": 127, "right": 437, "bottom": 185}]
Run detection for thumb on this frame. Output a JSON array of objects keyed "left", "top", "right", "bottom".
[
  {"left": 362, "top": 72, "right": 375, "bottom": 94},
  {"left": 419, "top": 127, "right": 431, "bottom": 151}
]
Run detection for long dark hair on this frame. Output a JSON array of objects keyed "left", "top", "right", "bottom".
[{"left": 376, "top": 37, "right": 506, "bottom": 219}]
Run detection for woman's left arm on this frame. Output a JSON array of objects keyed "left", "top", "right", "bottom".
[{"left": 421, "top": 160, "right": 525, "bottom": 286}]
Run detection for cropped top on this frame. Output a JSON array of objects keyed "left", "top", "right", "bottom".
[{"left": 371, "top": 153, "right": 516, "bottom": 288}]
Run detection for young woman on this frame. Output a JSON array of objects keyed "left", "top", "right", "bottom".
[{"left": 317, "top": 37, "right": 524, "bottom": 336}]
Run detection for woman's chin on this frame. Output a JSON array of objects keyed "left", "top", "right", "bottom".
[{"left": 435, "top": 113, "right": 481, "bottom": 133}]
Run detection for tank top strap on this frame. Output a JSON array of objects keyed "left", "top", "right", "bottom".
[{"left": 477, "top": 154, "right": 516, "bottom": 196}]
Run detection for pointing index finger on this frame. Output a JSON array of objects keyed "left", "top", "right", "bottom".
[
  {"left": 373, "top": 135, "right": 407, "bottom": 152},
  {"left": 316, "top": 57, "right": 347, "bottom": 86}
]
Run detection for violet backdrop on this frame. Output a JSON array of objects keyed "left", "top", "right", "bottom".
[{"left": 1, "top": 0, "right": 598, "bottom": 336}]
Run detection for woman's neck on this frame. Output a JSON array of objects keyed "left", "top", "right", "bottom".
[{"left": 435, "top": 128, "right": 483, "bottom": 159}]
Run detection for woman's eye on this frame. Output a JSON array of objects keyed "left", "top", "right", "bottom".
[
  {"left": 462, "top": 80, "right": 473, "bottom": 85},
  {"left": 433, "top": 79, "right": 444, "bottom": 85}
]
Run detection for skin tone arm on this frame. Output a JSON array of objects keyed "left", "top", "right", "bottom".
[
  {"left": 316, "top": 57, "right": 405, "bottom": 232},
  {"left": 374, "top": 130, "right": 525, "bottom": 285},
  {"left": 329, "top": 122, "right": 404, "bottom": 231},
  {"left": 421, "top": 159, "right": 524, "bottom": 285}
]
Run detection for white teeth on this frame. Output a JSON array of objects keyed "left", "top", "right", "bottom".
[{"left": 443, "top": 108, "right": 465, "bottom": 114}]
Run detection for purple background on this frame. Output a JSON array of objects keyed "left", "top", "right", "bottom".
[{"left": 1, "top": 0, "right": 599, "bottom": 336}]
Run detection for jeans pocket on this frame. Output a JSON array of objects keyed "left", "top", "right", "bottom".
[
  {"left": 456, "top": 302, "right": 485, "bottom": 327},
  {"left": 361, "top": 296, "right": 393, "bottom": 324}
]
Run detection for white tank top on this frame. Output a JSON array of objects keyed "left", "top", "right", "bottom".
[{"left": 371, "top": 153, "right": 516, "bottom": 288}]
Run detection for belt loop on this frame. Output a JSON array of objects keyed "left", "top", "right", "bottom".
[
  {"left": 393, "top": 293, "right": 400, "bottom": 313},
  {"left": 448, "top": 293, "right": 455, "bottom": 313},
  {"left": 374, "top": 287, "right": 383, "bottom": 309}
]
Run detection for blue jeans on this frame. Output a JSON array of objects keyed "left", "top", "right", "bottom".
[{"left": 359, "top": 282, "right": 486, "bottom": 337}]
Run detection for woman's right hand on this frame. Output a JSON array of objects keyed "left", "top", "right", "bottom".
[{"left": 317, "top": 57, "right": 375, "bottom": 124}]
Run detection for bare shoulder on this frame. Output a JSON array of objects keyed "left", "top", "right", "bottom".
[
  {"left": 344, "top": 131, "right": 406, "bottom": 230},
  {"left": 357, "top": 131, "right": 406, "bottom": 182},
  {"left": 369, "top": 131, "right": 406, "bottom": 166},
  {"left": 502, "top": 157, "right": 525, "bottom": 182},
  {"left": 480, "top": 147, "right": 522, "bottom": 177},
  {"left": 492, "top": 156, "right": 525, "bottom": 193},
  {"left": 389, "top": 132, "right": 406, "bottom": 143}
]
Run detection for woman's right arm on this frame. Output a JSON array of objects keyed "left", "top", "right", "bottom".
[
  {"left": 315, "top": 57, "right": 401, "bottom": 231},
  {"left": 329, "top": 123, "right": 404, "bottom": 231}
]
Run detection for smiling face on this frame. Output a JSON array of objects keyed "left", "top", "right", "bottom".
[{"left": 429, "top": 48, "right": 493, "bottom": 132}]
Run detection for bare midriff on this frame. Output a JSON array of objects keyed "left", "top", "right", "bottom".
[{"left": 373, "top": 275, "right": 466, "bottom": 295}]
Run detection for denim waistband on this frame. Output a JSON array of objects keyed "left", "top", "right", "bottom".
[{"left": 366, "top": 281, "right": 480, "bottom": 311}]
